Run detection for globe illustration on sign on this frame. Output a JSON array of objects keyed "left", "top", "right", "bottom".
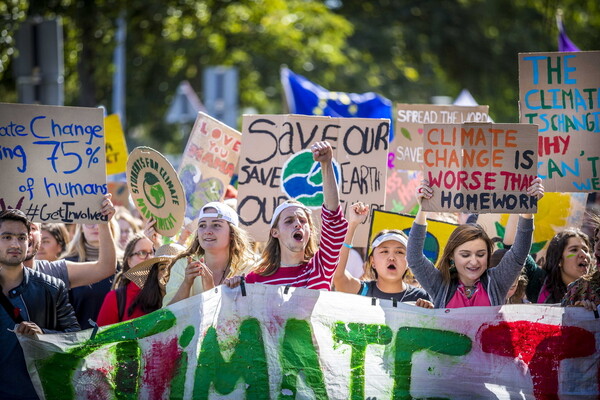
[
  {"left": 143, "top": 172, "right": 166, "bottom": 208},
  {"left": 281, "top": 150, "right": 341, "bottom": 207},
  {"left": 403, "top": 228, "right": 440, "bottom": 263}
]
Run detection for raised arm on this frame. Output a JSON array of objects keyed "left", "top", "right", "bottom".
[
  {"left": 333, "top": 202, "right": 368, "bottom": 294},
  {"left": 415, "top": 179, "right": 433, "bottom": 225},
  {"left": 65, "top": 194, "right": 117, "bottom": 288},
  {"left": 312, "top": 141, "right": 339, "bottom": 211},
  {"left": 520, "top": 177, "right": 544, "bottom": 220}
]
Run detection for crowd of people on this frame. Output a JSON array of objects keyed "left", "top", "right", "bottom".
[{"left": 1, "top": 141, "right": 599, "bottom": 399}]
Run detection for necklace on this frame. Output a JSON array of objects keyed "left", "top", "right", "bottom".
[
  {"left": 375, "top": 282, "right": 408, "bottom": 302},
  {"left": 217, "top": 265, "right": 230, "bottom": 285},
  {"left": 463, "top": 285, "right": 476, "bottom": 299},
  {"left": 280, "top": 261, "right": 303, "bottom": 267}
]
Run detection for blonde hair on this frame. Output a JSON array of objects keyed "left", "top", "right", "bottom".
[
  {"left": 167, "top": 221, "right": 256, "bottom": 280},
  {"left": 252, "top": 201, "right": 317, "bottom": 276},
  {"left": 64, "top": 219, "right": 121, "bottom": 262}
]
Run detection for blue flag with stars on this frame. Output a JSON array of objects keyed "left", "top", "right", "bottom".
[{"left": 281, "top": 67, "right": 393, "bottom": 139}]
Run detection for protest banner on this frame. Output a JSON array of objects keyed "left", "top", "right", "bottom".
[
  {"left": 0, "top": 103, "right": 108, "bottom": 223},
  {"left": 370, "top": 209, "right": 456, "bottom": 264},
  {"left": 421, "top": 122, "right": 539, "bottom": 213},
  {"left": 237, "top": 114, "right": 389, "bottom": 247},
  {"left": 178, "top": 112, "right": 242, "bottom": 234},
  {"left": 20, "top": 284, "right": 599, "bottom": 400},
  {"left": 104, "top": 114, "right": 128, "bottom": 176},
  {"left": 386, "top": 105, "right": 488, "bottom": 214},
  {"left": 519, "top": 51, "right": 600, "bottom": 192},
  {"left": 126, "top": 147, "right": 185, "bottom": 236}
]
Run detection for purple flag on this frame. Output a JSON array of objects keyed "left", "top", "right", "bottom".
[{"left": 557, "top": 17, "right": 580, "bottom": 52}]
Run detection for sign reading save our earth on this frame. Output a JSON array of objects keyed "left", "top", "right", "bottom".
[{"left": 19, "top": 284, "right": 599, "bottom": 399}]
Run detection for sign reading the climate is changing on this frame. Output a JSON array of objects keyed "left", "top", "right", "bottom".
[{"left": 20, "top": 284, "right": 599, "bottom": 400}]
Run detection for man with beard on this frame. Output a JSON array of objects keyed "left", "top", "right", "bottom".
[
  {"left": 26, "top": 194, "right": 117, "bottom": 291},
  {"left": 0, "top": 209, "right": 80, "bottom": 400}
]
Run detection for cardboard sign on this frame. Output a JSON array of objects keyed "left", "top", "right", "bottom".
[
  {"left": 178, "top": 112, "right": 242, "bottom": 230},
  {"left": 519, "top": 51, "right": 600, "bottom": 192},
  {"left": 126, "top": 147, "right": 185, "bottom": 236},
  {"left": 104, "top": 114, "right": 128, "bottom": 176},
  {"left": 20, "top": 284, "right": 599, "bottom": 399},
  {"left": 106, "top": 181, "right": 130, "bottom": 208},
  {"left": 392, "top": 104, "right": 490, "bottom": 170},
  {"left": 421, "top": 123, "right": 539, "bottom": 213},
  {"left": 386, "top": 104, "right": 489, "bottom": 215},
  {"left": 238, "top": 114, "right": 389, "bottom": 247},
  {"left": 370, "top": 209, "right": 457, "bottom": 264},
  {"left": 0, "top": 103, "right": 108, "bottom": 223}
]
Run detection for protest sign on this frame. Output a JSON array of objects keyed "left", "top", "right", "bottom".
[
  {"left": 104, "top": 114, "right": 128, "bottom": 176},
  {"left": 0, "top": 103, "right": 108, "bottom": 223},
  {"left": 421, "top": 123, "right": 538, "bottom": 213},
  {"left": 386, "top": 104, "right": 488, "bottom": 215},
  {"left": 20, "top": 284, "right": 599, "bottom": 400},
  {"left": 370, "top": 209, "right": 456, "bottom": 264},
  {"left": 392, "top": 104, "right": 489, "bottom": 170},
  {"left": 519, "top": 51, "right": 600, "bottom": 192},
  {"left": 237, "top": 114, "right": 389, "bottom": 247},
  {"left": 106, "top": 181, "right": 130, "bottom": 208},
  {"left": 126, "top": 147, "right": 185, "bottom": 236},
  {"left": 178, "top": 112, "right": 241, "bottom": 232}
]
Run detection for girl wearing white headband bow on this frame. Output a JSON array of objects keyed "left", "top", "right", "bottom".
[
  {"left": 226, "top": 141, "right": 348, "bottom": 290},
  {"left": 333, "top": 202, "right": 432, "bottom": 307}
]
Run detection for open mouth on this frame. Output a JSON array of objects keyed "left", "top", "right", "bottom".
[
  {"left": 387, "top": 264, "right": 397, "bottom": 270},
  {"left": 293, "top": 231, "right": 303, "bottom": 241}
]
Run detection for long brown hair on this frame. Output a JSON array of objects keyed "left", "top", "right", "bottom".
[
  {"left": 436, "top": 224, "right": 494, "bottom": 284},
  {"left": 253, "top": 201, "right": 318, "bottom": 276},
  {"left": 543, "top": 228, "right": 591, "bottom": 302}
]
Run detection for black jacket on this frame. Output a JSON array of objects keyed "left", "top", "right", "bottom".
[{"left": 6, "top": 267, "right": 80, "bottom": 333}]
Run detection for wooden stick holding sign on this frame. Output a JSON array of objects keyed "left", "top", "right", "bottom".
[
  {"left": 421, "top": 123, "right": 539, "bottom": 213},
  {"left": 0, "top": 103, "right": 108, "bottom": 224}
]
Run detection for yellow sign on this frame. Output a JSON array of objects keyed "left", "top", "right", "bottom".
[
  {"left": 370, "top": 209, "right": 456, "bottom": 264},
  {"left": 104, "top": 114, "right": 128, "bottom": 175}
]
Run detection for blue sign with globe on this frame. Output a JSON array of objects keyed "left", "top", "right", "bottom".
[{"left": 281, "top": 150, "right": 341, "bottom": 207}]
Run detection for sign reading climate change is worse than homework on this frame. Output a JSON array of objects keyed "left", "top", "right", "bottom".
[
  {"left": 421, "top": 122, "right": 538, "bottom": 213},
  {"left": 238, "top": 114, "right": 389, "bottom": 247},
  {"left": 519, "top": 51, "right": 600, "bottom": 192},
  {"left": 0, "top": 103, "right": 107, "bottom": 223}
]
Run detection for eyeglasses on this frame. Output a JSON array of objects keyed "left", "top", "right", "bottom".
[{"left": 130, "top": 250, "right": 154, "bottom": 259}]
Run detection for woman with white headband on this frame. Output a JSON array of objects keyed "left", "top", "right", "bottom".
[
  {"left": 334, "top": 202, "right": 432, "bottom": 307},
  {"left": 162, "top": 201, "right": 256, "bottom": 305},
  {"left": 225, "top": 141, "right": 348, "bottom": 290}
]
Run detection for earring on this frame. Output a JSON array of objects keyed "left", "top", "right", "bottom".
[{"left": 449, "top": 259, "right": 457, "bottom": 273}]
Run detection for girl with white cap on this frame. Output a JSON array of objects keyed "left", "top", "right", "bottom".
[
  {"left": 163, "top": 201, "right": 256, "bottom": 305},
  {"left": 334, "top": 202, "right": 432, "bottom": 306},
  {"left": 225, "top": 141, "right": 348, "bottom": 290}
]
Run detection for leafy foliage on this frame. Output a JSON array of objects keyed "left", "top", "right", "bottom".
[{"left": 1, "top": 0, "right": 598, "bottom": 152}]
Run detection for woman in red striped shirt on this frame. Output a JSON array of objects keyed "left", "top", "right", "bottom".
[{"left": 226, "top": 141, "right": 348, "bottom": 290}]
